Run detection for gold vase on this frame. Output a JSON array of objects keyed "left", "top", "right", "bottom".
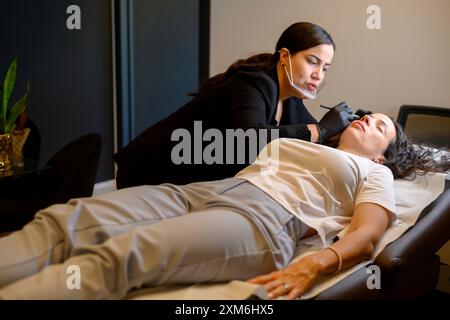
[{"left": 0, "top": 132, "right": 13, "bottom": 173}]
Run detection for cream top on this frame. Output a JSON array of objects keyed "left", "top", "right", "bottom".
[{"left": 235, "top": 138, "right": 397, "bottom": 247}]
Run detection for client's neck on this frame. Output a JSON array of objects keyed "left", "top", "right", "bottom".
[{"left": 337, "top": 145, "right": 371, "bottom": 160}]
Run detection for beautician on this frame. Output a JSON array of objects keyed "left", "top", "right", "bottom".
[{"left": 114, "top": 22, "right": 357, "bottom": 188}]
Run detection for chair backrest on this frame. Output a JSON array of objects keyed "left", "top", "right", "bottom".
[
  {"left": 45, "top": 133, "right": 102, "bottom": 203},
  {"left": 22, "top": 118, "right": 41, "bottom": 163},
  {"left": 397, "top": 105, "right": 450, "bottom": 148}
]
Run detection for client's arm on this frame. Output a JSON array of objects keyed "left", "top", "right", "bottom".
[{"left": 247, "top": 202, "right": 391, "bottom": 300}]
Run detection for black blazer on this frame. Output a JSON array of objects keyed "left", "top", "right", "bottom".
[{"left": 114, "top": 66, "right": 318, "bottom": 188}]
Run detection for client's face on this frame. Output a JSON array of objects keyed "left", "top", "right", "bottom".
[{"left": 338, "top": 113, "right": 396, "bottom": 164}]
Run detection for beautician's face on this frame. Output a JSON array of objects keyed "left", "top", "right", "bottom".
[
  {"left": 280, "top": 44, "right": 334, "bottom": 97},
  {"left": 338, "top": 113, "right": 397, "bottom": 164}
]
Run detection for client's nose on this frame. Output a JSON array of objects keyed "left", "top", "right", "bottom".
[{"left": 362, "top": 115, "right": 371, "bottom": 125}]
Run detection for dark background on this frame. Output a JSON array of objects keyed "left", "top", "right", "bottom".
[{"left": 0, "top": 0, "right": 207, "bottom": 182}]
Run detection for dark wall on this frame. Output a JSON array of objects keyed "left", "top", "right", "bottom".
[
  {"left": 0, "top": 0, "right": 114, "bottom": 181},
  {"left": 131, "top": 0, "right": 200, "bottom": 138}
]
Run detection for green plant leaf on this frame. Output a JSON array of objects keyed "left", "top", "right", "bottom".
[
  {"left": 2, "top": 57, "right": 17, "bottom": 121},
  {"left": 4, "top": 83, "right": 29, "bottom": 133}
]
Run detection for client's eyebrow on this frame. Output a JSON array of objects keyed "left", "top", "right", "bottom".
[
  {"left": 379, "top": 119, "right": 389, "bottom": 130},
  {"left": 369, "top": 114, "right": 389, "bottom": 133},
  {"left": 377, "top": 119, "right": 390, "bottom": 134}
]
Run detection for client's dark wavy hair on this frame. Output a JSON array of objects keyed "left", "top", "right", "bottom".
[{"left": 382, "top": 122, "right": 449, "bottom": 179}]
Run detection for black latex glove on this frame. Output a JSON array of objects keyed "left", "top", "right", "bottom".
[
  {"left": 316, "top": 102, "right": 357, "bottom": 144},
  {"left": 354, "top": 108, "right": 373, "bottom": 119}
]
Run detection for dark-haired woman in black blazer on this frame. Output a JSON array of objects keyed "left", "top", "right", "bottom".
[{"left": 114, "top": 22, "right": 356, "bottom": 188}]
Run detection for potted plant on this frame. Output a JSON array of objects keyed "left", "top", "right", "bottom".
[{"left": 0, "top": 57, "right": 30, "bottom": 172}]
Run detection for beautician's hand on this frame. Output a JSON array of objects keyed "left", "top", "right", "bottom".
[
  {"left": 247, "top": 255, "right": 320, "bottom": 300},
  {"left": 316, "top": 102, "right": 357, "bottom": 144},
  {"left": 354, "top": 108, "right": 373, "bottom": 119}
]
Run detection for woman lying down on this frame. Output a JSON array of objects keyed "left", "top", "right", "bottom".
[{"left": 0, "top": 113, "right": 447, "bottom": 300}]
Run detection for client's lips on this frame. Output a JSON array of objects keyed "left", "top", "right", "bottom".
[{"left": 354, "top": 121, "right": 366, "bottom": 132}]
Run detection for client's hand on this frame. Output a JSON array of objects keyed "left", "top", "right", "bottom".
[{"left": 247, "top": 255, "right": 321, "bottom": 300}]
